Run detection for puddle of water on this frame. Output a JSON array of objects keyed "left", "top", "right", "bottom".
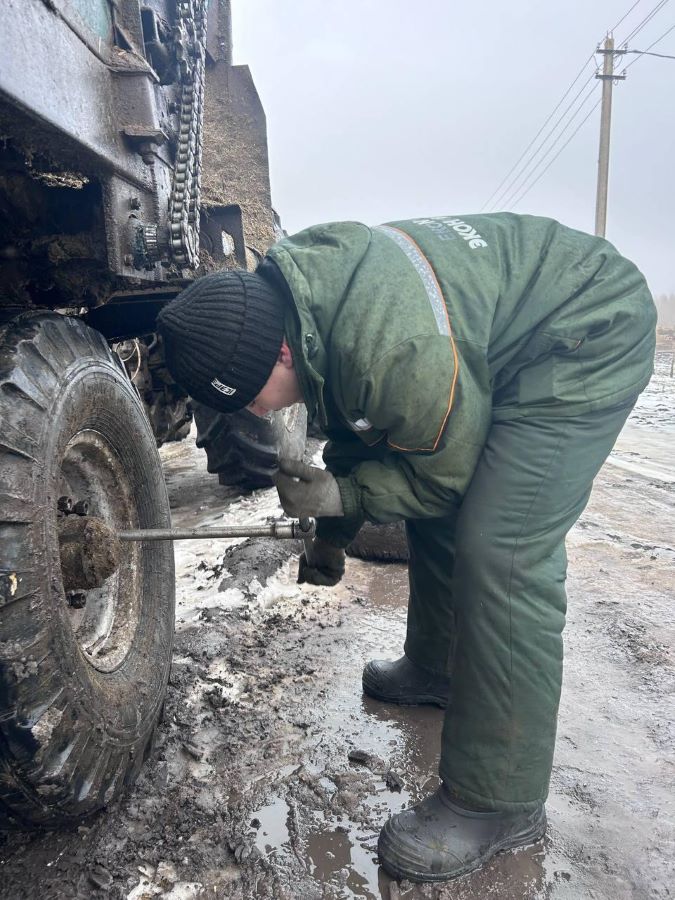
[
  {"left": 306, "top": 824, "right": 380, "bottom": 899},
  {"left": 355, "top": 563, "right": 410, "bottom": 610},
  {"left": 346, "top": 560, "right": 445, "bottom": 798},
  {"left": 252, "top": 795, "right": 384, "bottom": 897},
  {"left": 254, "top": 795, "right": 291, "bottom": 858}
]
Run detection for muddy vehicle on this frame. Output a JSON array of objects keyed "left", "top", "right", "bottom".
[{"left": 0, "top": 0, "right": 306, "bottom": 827}]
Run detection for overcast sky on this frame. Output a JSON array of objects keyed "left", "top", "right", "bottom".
[{"left": 232, "top": 1, "right": 674, "bottom": 296}]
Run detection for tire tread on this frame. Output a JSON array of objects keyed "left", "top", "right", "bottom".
[
  {"left": 0, "top": 311, "right": 174, "bottom": 828},
  {"left": 193, "top": 402, "right": 306, "bottom": 489}
]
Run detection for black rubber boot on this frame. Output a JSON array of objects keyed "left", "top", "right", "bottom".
[
  {"left": 378, "top": 782, "right": 546, "bottom": 883},
  {"left": 362, "top": 655, "right": 451, "bottom": 708}
]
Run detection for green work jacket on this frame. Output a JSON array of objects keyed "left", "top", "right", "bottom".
[{"left": 261, "top": 213, "right": 656, "bottom": 547}]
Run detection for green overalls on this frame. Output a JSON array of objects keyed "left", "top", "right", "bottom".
[{"left": 261, "top": 213, "right": 656, "bottom": 810}]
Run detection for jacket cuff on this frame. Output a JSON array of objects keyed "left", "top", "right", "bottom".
[
  {"left": 336, "top": 475, "right": 362, "bottom": 521},
  {"left": 315, "top": 516, "right": 364, "bottom": 549},
  {"left": 315, "top": 477, "right": 364, "bottom": 549}
]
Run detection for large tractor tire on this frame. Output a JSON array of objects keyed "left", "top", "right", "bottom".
[
  {"left": 193, "top": 401, "right": 307, "bottom": 489},
  {"left": 346, "top": 521, "right": 409, "bottom": 563},
  {"left": 0, "top": 312, "right": 174, "bottom": 827}
]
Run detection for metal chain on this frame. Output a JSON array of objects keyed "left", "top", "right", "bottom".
[{"left": 169, "top": 0, "right": 207, "bottom": 268}]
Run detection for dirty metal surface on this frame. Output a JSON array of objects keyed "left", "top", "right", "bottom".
[
  {"left": 0, "top": 0, "right": 150, "bottom": 189},
  {"left": 0, "top": 357, "right": 673, "bottom": 899}
]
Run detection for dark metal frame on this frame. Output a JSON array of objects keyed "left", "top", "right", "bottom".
[{"left": 0, "top": 0, "right": 185, "bottom": 282}]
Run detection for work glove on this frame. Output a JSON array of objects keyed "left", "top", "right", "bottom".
[
  {"left": 274, "top": 459, "right": 345, "bottom": 519},
  {"left": 298, "top": 537, "right": 346, "bottom": 587}
]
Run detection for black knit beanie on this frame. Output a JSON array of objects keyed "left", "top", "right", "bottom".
[{"left": 156, "top": 270, "right": 286, "bottom": 413}]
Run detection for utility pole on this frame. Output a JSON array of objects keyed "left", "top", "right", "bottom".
[{"left": 594, "top": 35, "right": 626, "bottom": 237}]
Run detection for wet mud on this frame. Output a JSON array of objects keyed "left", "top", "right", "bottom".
[
  {"left": 1, "top": 355, "right": 673, "bottom": 899},
  {"left": 57, "top": 515, "right": 121, "bottom": 592}
]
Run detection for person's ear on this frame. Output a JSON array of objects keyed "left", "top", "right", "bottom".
[{"left": 278, "top": 339, "right": 294, "bottom": 369}]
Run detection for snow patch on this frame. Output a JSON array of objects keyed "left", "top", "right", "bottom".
[{"left": 31, "top": 705, "right": 63, "bottom": 745}]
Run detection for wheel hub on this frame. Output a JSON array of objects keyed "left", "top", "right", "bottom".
[
  {"left": 58, "top": 515, "right": 121, "bottom": 592},
  {"left": 57, "top": 429, "right": 143, "bottom": 673}
]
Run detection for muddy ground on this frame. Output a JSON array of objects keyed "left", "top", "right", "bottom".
[{"left": 1, "top": 354, "right": 674, "bottom": 899}]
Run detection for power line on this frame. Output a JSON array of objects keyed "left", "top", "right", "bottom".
[
  {"left": 493, "top": 73, "right": 595, "bottom": 208},
  {"left": 486, "top": 69, "right": 595, "bottom": 209},
  {"left": 510, "top": 97, "right": 603, "bottom": 209},
  {"left": 479, "top": 55, "right": 596, "bottom": 211},
  {"left": 625, "top": 21, "right": 675, "bottom": 68},
  {"left": 499, "top": 80, "right": 600, "bottom": 209},
  {"left": 618, "top": 0, "right": 670, "bottom": 46},
  {"left": 481, "top": 0, "right": 671, "bottom": 214},
  {"left": 619, "top": 0, "right": 669, "bottom": 44},
  {"left": 481, "top": 1, "right": 653, "bottom": 212},
  {"left": 511, "top": 21, "right": 674, "bottom": 215},
  {"left": 501, "top": 84, "right": 601, "bottom": 209},
  {"left": 609, "top": 0, "right": 646, "bottom": 35}
]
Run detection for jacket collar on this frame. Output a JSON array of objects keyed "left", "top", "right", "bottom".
[{"left": 283, "top": 301, "right": 328, "bottom": 427}]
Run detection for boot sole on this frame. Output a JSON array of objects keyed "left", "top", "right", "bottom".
[
  {"left": 379, "top": 808, "right": 547, "bottom": 884},
  {"left": 362, "top": 683, "right": 449, "bottom": 709},
  {"left": 362, "top": 667, "right": 449, "bottom": 708}
]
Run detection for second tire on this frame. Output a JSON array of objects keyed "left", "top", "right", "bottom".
[{"left": 193, "top": 402, "right": 307, "bottom": 489}]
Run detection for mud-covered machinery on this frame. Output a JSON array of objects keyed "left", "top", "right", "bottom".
[{"left": 0, "top": 0, "right": 305, "bottom": 827}]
